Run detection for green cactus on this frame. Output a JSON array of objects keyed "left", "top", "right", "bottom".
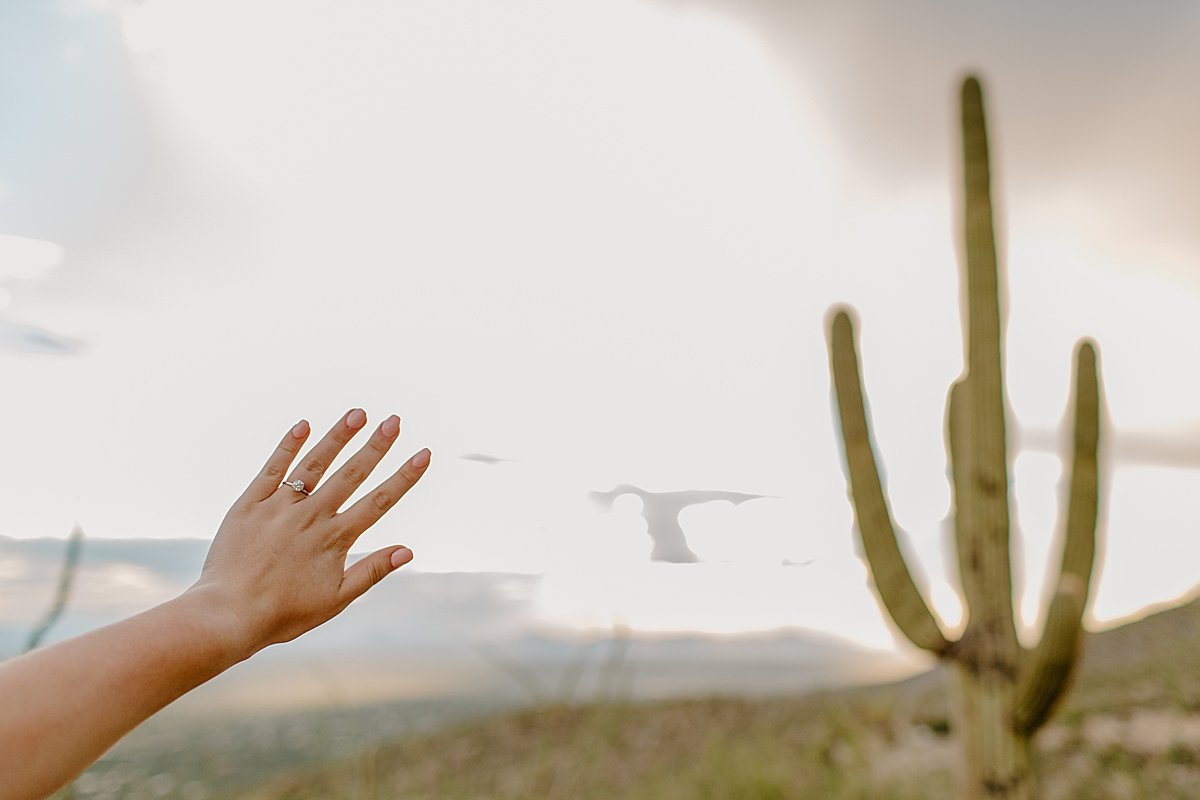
[{"left": 827, "top": 76, "right": 1101, "bottom": 800}]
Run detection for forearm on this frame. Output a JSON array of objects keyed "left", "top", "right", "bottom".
[
  {"left": 0, "top": 587, "right": 251, "bottom": 800},
  {"left": 0, "top": 410, "right": 425, "bottom": 799}
]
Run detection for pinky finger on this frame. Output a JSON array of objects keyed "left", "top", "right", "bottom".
[
  {"left": 340, "top": 545, "right": 413, "bottom": 603},
  {"left": 239, "top": 420, "right": 311, "bottom": 504}
]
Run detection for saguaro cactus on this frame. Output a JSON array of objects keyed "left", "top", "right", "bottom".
[{"left": 827, "top": 76, "right": 1101, "bottom": 800}]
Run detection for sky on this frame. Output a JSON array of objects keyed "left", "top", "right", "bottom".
[{"left": 2, "top": 0, "right": 1200, "bottom": 654}]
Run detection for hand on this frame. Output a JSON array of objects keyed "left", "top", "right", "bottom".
[
  {"left": 189, "top": 408, "right": 430, "bottom": 658},
  {"left": 0, "top": 410, "right": 429, "bottom": 799}
]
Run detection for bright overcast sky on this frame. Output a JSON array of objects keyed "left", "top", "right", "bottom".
[{"left": 2, "top": 0, "right": 1200, "bottom": 651}]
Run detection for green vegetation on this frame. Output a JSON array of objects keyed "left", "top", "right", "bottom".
[
  {"left": 827, "top": 75, "right": 1101, "bottom": 798},
  {"left": 238, "top": 693, "right": 944, "bottom": 800},
  {"left": 236, "top": 596, "right": 1199, "bottom": 800}
]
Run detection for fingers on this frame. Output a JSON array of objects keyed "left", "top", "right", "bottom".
[
  {"left": 311, "top": 415, "right": 402, "bottom": 511},
  {"left": 337, "top": 448, "right": 431, "bottom": 538},
  {"left": 340, "top": 545, "right": 414, "bottom": 603},
  {"left": 239, "top": 420, "right": 311, "bottom": 503},
  {"left": 284, "top": 408, "right": 368, "bottom": 498}
]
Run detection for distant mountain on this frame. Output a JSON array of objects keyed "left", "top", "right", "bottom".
[
  {"left": 19, "top": 535, "right": 1197, "bottom": 799},
  {"left": 829, "top": 589, "right": 1200, "bottom": 734},
  {"left": 0, "top": 536, "right": 206, "bottom": 654},
  {"left": 235, "top": 591, "right": 1200, "bottom": 800},
  {"left": 0, "top": 536, "right": 542, "bottom": 653},
  {"left": 0, "top": 537, "right": 915, "bottom": 712}
]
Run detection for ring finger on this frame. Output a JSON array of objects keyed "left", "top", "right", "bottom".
[
  {"left": 310, "top": 414, "right": 401, "bottom": 512},
  {"left": 282, "top": 408, "right": 368, "bottom": 498}
]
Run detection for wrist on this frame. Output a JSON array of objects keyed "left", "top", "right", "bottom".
[{"left": 175, "top": 583, "right": 264, "bottom": 666}]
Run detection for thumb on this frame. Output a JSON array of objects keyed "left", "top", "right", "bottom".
[{"left": 340, "top": 545, "right": 413, "bottom": 603}]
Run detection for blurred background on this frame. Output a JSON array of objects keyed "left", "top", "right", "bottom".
[{"left": 2, "top": 1, "right": 1199, "bottom": 797}]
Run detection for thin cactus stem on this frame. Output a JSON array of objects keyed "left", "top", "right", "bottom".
[{"left": 25, "top": 524, "right": 85, "bottom": 653}]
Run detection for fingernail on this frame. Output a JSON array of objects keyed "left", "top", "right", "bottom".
[
  {"left": 390, "top": 547, "right": 414, "bottom": 569},
  {"left": 411, "top": 448, "right": 431, "bottom": 469},
  {"left": 381, "top": 415, "right": 401, "bottom": 439},
  {"left": 291, "top": 420, "right": 310, "bottom": 438},
  {"left": 346, "top": 408, "right": 367, "bottom": 429}
]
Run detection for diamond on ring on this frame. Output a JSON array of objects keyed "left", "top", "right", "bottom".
[{"left": 281, "top": 479, "right": 310, "bottom": 495}]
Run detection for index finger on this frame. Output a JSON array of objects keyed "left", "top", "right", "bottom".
[{"left": 238, "top": 420, "right": 311, "bottom": 504}]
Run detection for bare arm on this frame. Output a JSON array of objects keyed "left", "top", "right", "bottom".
[{"left": 0, "top": 409, "right": 429, "bottom": 800}]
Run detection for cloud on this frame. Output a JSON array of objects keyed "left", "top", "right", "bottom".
[
  {"left": 665, "top": 0, "right": 1200, "bottom": 277},
  {"left": 0, "top": 2, "right": 264, "bottom": 313},
  {"left": 589, "top": 483, "right": 771, "bottom": 563},
  {"left": 0, "top": 319, "right": 83, "bottom": 355},
  {"left": 459, "top": 453, "right": 520, "bottom": 466},
  {"left": 0, "top": 537, "right": 540, "bottom": 653},
  {"left": 1021, "top": 420, "right": 1200, "bottom": 469},
  {"left": 0, "top": 3, "right": 155, "bottom": 246},
  {"left": 0, "top": 233, "right": 83, "bottom": 354}
]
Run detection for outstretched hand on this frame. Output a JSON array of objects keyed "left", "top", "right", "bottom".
[
  {"left": 0, "top": 409, "right": 431, "bottom": 800},
  {"left": 191, "top": 408, "right": 430, "bottom": 658}
]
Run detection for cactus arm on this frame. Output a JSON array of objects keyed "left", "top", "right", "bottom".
[
  {"left": 959, "top": 76, "right": 1019, "bottom": 652},
  {"left": 1013, "top": 341, "right": 1101, "bottom": 734},
  {"left": 829, "top": 309, "right": 952, "bottom": 655}
]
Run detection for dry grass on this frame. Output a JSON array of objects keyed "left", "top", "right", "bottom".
[
  {"left": 236, "top": 597, "right": 1200, "bottom": 800},
  {"left": 239, "top": 694, "right": 918, "bottom": 800},
  {"left": 59, "top": 595, "right": 1199, "bottom": 799}
]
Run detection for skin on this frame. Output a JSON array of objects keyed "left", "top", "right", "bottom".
[{"left": 0, "top": 408, "right": 429, "bottom": 800}]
